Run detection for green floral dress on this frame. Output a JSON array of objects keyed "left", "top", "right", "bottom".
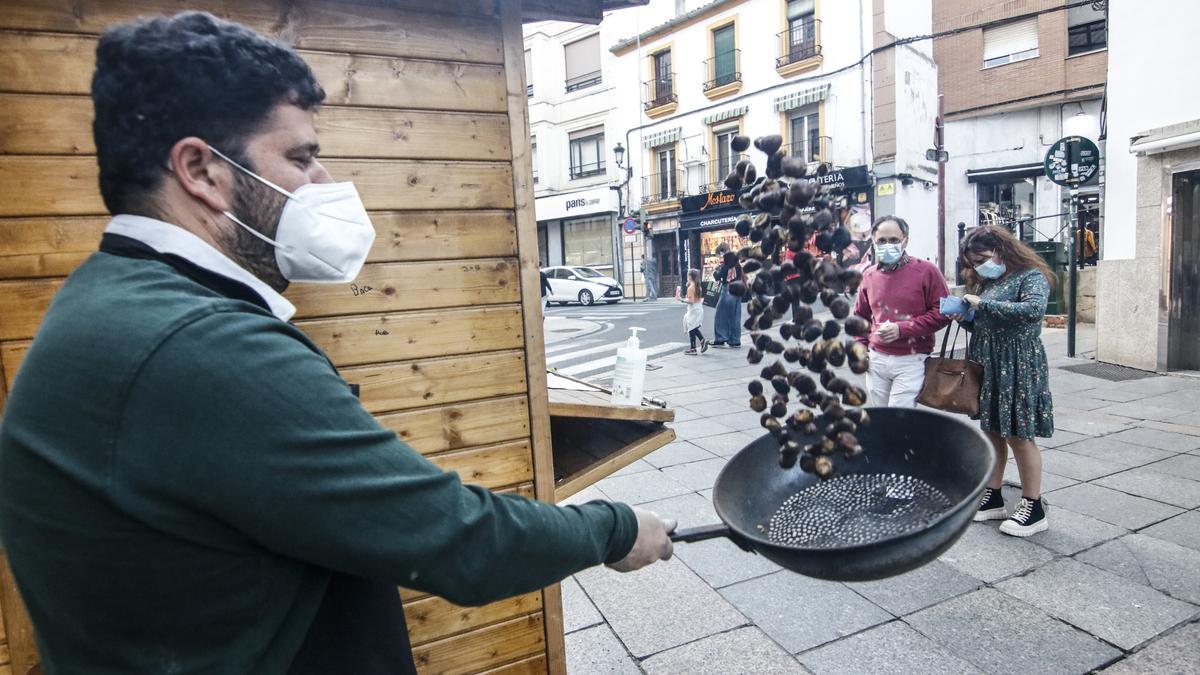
[{"left": 966, "top": 268, "right": 1054, "bottom": 439}]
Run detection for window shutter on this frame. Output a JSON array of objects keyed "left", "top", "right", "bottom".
[
  {"left": 564, "top": 34, "right": 600, "bottom": 81},
  {"left": 787, "top": 0, "right": 815, "bottom": 21},
  {"left": 982, "top": 18, "right": 1038, "bottom": 61}
]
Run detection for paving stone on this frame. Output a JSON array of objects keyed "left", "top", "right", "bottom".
[
  {"left": 1050, "top": 373, "right": 1111, "bottom": 395},
  {"left": 1099, "top": 621, "right": 1200, "bottom": 674},
  {"left": 1143, "top": 453, "right": 1200, "bottom": 482},
  {"left": 1139, "top": 389, "right": 1200, "bottom": 412},
  {"left": 670, "top": 407, "right": 703, "bottom": 422},
  {"left": 1037, "top": 449, "right": 1127, "bottom": 481},
  {"left": 1140, "top": 419, "right": 1200, "bottom": 439},
  {"left": 664, "top": 388, "right": 736, "bottom": 407},
  {"left": 1054, "top": 436, "right": 1176, "bottom": 468},
  {"left": 638, "top": 491, "right": 720, "bottom": 528},
  {"left": 565, "top": 624, "right": 640, "bottom": 675},
  {"left": 799, "top": 620, "right": 984, "bottom": 675},
  {"left": 1095, "top": 467, "right": 1200, "bottom": 509},
  {"left": 1092, "top": 402, "right": 1188, "bottom": 423},
  {"left": 1023, "top": 504, "right": 1127, "bottom": 555},
  {"left": 561, "top": 576, "right": 603, "bottom": 634},
  {"left": 1119, "top": 376, "right": 1200, "bottom": 395},
  {"left": 1054, "top": 393, "right": 1114, "bottom": 411},
  {"left": 641, "top": 626, "right": 809, "bottom": 675},
  {"left": 1104, "top": 427, "right": 1200, "bottom": 452},
  {"left": 1084, "top": 387, "right": 1157, "bottom": 403},
  {"left": 1046, "top": 483, "right": 1184, "bottom": 529},
  {"left": 595, "top": 469, "right": 691, "bottom": 505},
  {"left": 997, "top": 558, "right": 1198, "bottom": 650},
  {"left": 576, "top": 558, "right": 747, "bottom": 658},
  {"left": 1038, "top": 429, "right": 1090, "bottom": 449},
  {"left": 558, "top": 484, "right": 610, "bottom": 506},
  {"left": 906, "top": 588, "right": 1122, "bottom": 675},
  {"left": 720, "top": 571, "right": 892, "bottom": 654},
  {"left": 1078, "top": 534, "right": 1200, "bottom": 605},
  {"left": 1141, "top": 511, "right": 1200, "bottom": 552},
  {"left": 661, "top": 457, "right": 727, "bottom": 492},
  {"left": 846, "top": 560, "right": 981, "bottom": 616},
  {"left": 1054, "top": 412, "right": 1138, "bottom": 437},
  {"left": 689, "top": 430, "right": 762, "bottom": 458},
  {"left": 611, "top": 458, "right": 656, "bottom": 478},
  {"left": 938, "top": 522, "right": 1055, "bottom": 583},
  {"left": 675, "top": 536, "right": 781, "bottom": 588},
  {"left": 1003, "top": 461, "right": 1078, "bottom": 493},
  {"left": 643, "top": 440, "right": 718, "bottom": 469},
  {"left": 706, "top": 411, "right": 765, "bottom": 436},
  {"left": 669, "top": 418, "right": 738, "bottom": 441}
]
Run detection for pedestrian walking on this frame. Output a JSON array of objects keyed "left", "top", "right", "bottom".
[
  {"left": 712, "top": 250, "right": 743, "bottom": 347},
  {"left": 540, "top": 269, "right": 552, "bottom": 315},
  {"left": 852, "top": 216, "right": 951, "bottom": 407},
  {"left": 0, "top": 12, "right": 677, "bottom": 673},
  {"left": 679, "top": 268, "right": 709, "bottom": 355},
  {"left": 953, "top": 225, "right": 1055, "bottom": 537}
]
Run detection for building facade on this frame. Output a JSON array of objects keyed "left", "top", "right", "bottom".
[
  {"left": 933, "top": 0, "right": 1107, "bottom": 286},
  {"left": 1095, "top": 0, "right": 1200, "bottom": 372}
]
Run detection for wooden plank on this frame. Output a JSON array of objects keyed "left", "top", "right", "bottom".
[
  {"left": 366, "top": 211, "right": 517, "bottom": 263},
  {"left": 547, "top": 391, "right": 675, "bottom": 423},
  {"left": 0, "top": 554, "right": 35, "bottom": 675},
  {"left": 498, "top": 1, "right": 562, "bottom": 672},
  {"left": 405, "top": 592, "right": 541, "bottom": 647},
  {"left": 426, "top": 440, "right": 534, "bottom": 490},
  {"left": 289, "top": 258, "right": 520, "bottom": 319},
  {"left": 0, "top": 279, "right": 61, "bottom": 341},
  {"left": 0, "top": 96, "right": 511, "bottom": 160},
  {"left": 0, "top": 33, "right": 507, "bottom": 113},
  {"left": 0, "top": 157, "right": 513, "bottom": 217},
  {"left": 295, "top": 305, "right": 524, "bottom": 367},
  {"left": 0, "top": 0, "right": 498, "bottom": 38},
  {"left": 376, "top": 396, "right": 530, "bottom": 455},
  {"left": 478, "top": 653, "right": 547, "bottom": 675},
  {"left": 412, "top": 612, "right": 544, "bottom": 675},
  {"left": 554, "top": 427, "right": 677, "bottom": 503},
  {"left": 0, "top": 342, "right": 28, "bottom": 386},
  {"left": 345, "top": 351, "right": 526, "bottom": 415},
  {"left": 502, "top": 483, "right": 535, "bottom": 500}
]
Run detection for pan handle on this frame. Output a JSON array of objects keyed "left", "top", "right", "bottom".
[{"left": 669, "top": 524, "right": 757, "bottom": 553}]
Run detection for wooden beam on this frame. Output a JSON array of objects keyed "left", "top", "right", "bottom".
[
  {"left": 404, "top": 591, "right": 542, "bottom": 647},
  {"left": 344, "top": 351, "right": 527, "bottom": 415},
  {"left": 411, "top": 611, "right": 545, "bottom": 675},
  {"left": 376, "top": 396, "right": 531, "bottom": 455}
]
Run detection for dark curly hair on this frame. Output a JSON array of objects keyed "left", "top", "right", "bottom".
[
  {"left": 92, "top": 11, "right": 325, "bottom": 214},
  {"left": 959, "top": 224, "right": 1055, "bottom": 292}
]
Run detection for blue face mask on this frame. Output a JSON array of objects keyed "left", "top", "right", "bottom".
[
  {"left": 875, "top": 243, "right": 903, "bottom": 265},
  {"left": 975, "top": 259, "right": 1007, "bottom": 279}
]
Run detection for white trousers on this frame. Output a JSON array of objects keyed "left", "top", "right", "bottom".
[{"left": 866, "top": 351, "right": 929, "bottom": 408}]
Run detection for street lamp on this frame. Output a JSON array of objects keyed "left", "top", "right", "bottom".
[
  {"left": 610, "top": 142, "right": 638, "bottom": 298},
  {"left": 613, "top": 142, "right": 626, "bottom": 170}
]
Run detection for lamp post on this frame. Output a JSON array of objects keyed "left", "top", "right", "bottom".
[{"left": 612, "top": 142, "right": 636, "bottom": 299}]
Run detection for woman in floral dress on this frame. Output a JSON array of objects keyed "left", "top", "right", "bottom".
[{"left": 952, "top": 225, "right": 1055, "bottom": 537}]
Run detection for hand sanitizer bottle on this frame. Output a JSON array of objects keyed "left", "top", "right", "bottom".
[{"left": 611, "top": 327, "right": 647, "bottom": 406}]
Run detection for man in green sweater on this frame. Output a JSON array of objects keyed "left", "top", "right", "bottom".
[{"left": 0, "top": 12, "right": 675, "bottom": 674}]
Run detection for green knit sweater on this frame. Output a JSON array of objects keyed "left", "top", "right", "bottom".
[{"left": 0, "top": 244, "right": 636, "bottom": 674}]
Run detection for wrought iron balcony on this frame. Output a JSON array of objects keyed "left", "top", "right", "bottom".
[
  {"left": 787, "top": 136, "right": 832, "bottom": 164},
  {"left": 569, "top": 160, "right": 606, "bottom": 180},
  {"left": 641, "top": 170, "right": 686, "bottom": 205},
  {"left": 643, "top": 75, "right": 677, "bottom": 110},
  {"left": 697, "top": 155, "right": 750, "bottom": 194},
  {"left": 565, "top": 70, "right": 601, "bottom": 93},
  {"left": 777, "top": 18, "right": 822, "bottom": 68},
  {"left": 703, "top": 49, "right": 741, "bottom": 91}
]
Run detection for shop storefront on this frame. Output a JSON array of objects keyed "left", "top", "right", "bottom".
[
  {"left": 679, "top": 190, "right": 753, "bottom": 298},
  {"left": 534, "top": 187, "right": 619, "bottom": 273}
]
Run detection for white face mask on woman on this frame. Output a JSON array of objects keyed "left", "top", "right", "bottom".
[
  {"left": 974, "top": 258, "right": 1007, "bottom": 280},
  {"left": 209, "top": 145, "right": 376, "bottom": 283}
]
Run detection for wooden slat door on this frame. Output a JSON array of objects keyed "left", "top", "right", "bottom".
[{"left": 0, "top": 1, "right": 561, "bottom": 673}]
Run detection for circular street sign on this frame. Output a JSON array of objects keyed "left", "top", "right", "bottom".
[
  {"left": 622, "top": 217, "right": 639, "bottom": 234},
  {"left": 1044, "top": 136, "right": 1100, "bottom": 187}
]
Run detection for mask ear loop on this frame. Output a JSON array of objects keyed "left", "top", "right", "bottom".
[{"left": 207, "top": 145, "right": 298, "bottom": 201}]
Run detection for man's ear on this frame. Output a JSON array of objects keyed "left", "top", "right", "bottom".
[{"left": 168, "top": 137, "right": 234, "bottom": 214}]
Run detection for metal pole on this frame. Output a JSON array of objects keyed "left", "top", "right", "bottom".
[
  {"left": 1067, "top": 186, "right": 1079, "bottom": 357},
  {"left": 955, "top": 222, "right": 966, "bottom": 285},
  {"left": 936, "top": 94, "right": 946, "bottom": 277},
  {"left": 630, "top": 238, "right": 637, "bottom": 300}
]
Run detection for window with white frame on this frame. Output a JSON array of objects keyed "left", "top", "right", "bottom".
[
  {"left": 564, "top": 34, "right": 601, "bottom": 92},
  {"left": 788, "top": 104, "right": 820, "bottom": 161},
  {"left": 655, "top": 145, "right": 677, "bottom": 200},
  {"left": 531, "top": 139, "right": 538, "bottom": 184},
  {"left": 714, "top": 125, "right": 739, "bottom": 186},
  {"left": 569, "top": 127, "right": 605, "bottom": 179},
  {"left": 785, "top": 0, "right": 817, "bottom": 62},
  {"left": 1067, "top": 4, "right": 1106, "bottom": 55},
  {"left": 982, "top": 18, "right": 1039, "bottom": 68}
]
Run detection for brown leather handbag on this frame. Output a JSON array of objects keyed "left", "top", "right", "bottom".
[{"left": 916, "top": 323, "right": 984, "bottom": 418}]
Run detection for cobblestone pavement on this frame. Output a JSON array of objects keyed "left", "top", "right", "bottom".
[{"left": 561, "top": 324, "right": 1200, "bottom": 674}]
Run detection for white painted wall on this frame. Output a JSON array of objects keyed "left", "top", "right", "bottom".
[{"left": 1104, "top": 0, "right": 1200, "bottom": 260}]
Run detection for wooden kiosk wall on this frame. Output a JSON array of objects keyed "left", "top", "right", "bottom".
[{"left": 0, "top": 0, "right": 563, "bottom": 672}]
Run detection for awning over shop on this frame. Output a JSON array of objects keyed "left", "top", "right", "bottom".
[
  {"left": 642, "top": 127, "right": 681, "bottom": 148},
  {"left": 774, "top": 84, "right": 830, "bottom": 113},
  {"left": 703, "top": 106, "right": 748, "bottom": 126},
  {"left": 966, "top": 162, "right": 1044, "bottom": 184}
]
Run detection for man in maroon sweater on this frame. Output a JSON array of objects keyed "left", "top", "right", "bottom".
[{"left": 852, "top": 216, "right": 951, "bottom": 406}]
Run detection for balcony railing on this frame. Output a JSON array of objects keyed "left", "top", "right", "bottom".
[
  {"left": 526, "top": 83, "right": 533, "bottom": 97},
  {"left": 787, "top": 136, "right": 832, "bottom": 164},
  {"left": 569, "top": 161, "right": 606, "bottom": 180},
  {"left": 777, "top": 18, "right": 821, "bottom": 68},
  {"left": 697, "top": 155, "right": 750, "bottom": 194},
  {"left": 643, "top": 75, "right": 677, "bottom": 110},
  {"left": 641, "top": 170, "right": 686, "bottom": 205},
  {"left": 703, "top": 49, "right": 741, "bottom": 91},
  {"left": 565, "top": 70, "right": 601, "bottom": 93}
]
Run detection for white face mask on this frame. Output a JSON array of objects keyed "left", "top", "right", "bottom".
[{"left": 209, "top": 145, "right": 375, "bottom": 283}]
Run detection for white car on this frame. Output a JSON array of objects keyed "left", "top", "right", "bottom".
[{"left": 542, "top": 266, "right": 623, "bottom": 306}]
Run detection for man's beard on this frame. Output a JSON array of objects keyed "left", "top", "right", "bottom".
[{"left": 221, "top": 169, "right": 290, "bottom": 292}]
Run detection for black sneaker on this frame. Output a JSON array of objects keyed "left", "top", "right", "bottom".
[
  {"left": 700, "top": 338, "right": 710, "bottom": 353},
  {"left": 972, "top": 487, "right": 1007, "bottom": 522},
  {"left": 1000, "top": 497, "right": 1048, "bottom": 537}
]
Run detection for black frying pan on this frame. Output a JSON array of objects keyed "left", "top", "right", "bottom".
[{"left": 670, "top": 407, "right": 994, "bottom": 581}]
